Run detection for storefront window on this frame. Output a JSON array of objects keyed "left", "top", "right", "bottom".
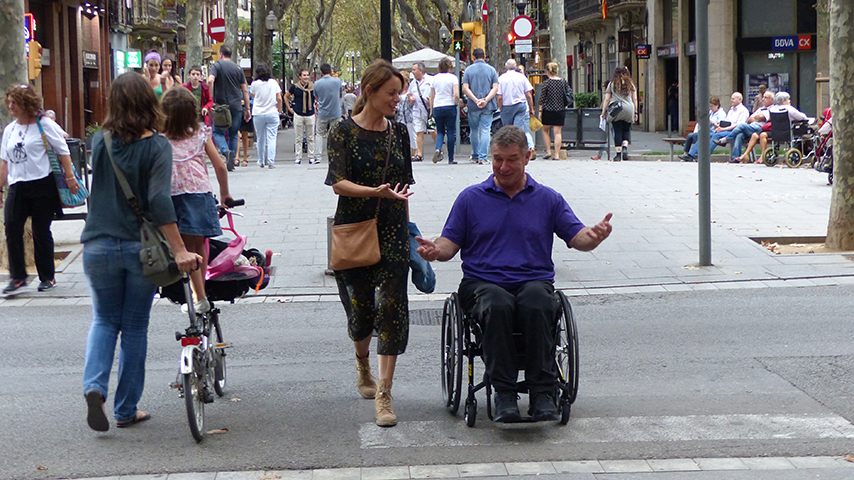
[{"left": 741, "top": 0, "right": 795, "bottom": 37}]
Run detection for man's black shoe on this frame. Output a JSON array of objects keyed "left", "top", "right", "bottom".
[
  {"left": 528, "top": 392, "right": 559, "bottom": 422},
  {"left": 679, "top": 154, "right": 695, "bottom": 162},
  {"left": 37, "top": 279, "right": 56, "bottom": 292},
  {"left": 3, "top": 279, "right": 27, "bottom": 294},
  {"left": 493, "top": 392, "right": 521, "bottom": 423}
]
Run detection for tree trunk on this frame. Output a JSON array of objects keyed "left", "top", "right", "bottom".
[
  {"left": 0, "top": 0, "right": 28, "bottom": 270},
  {"left": 253, "top": 0, "right": 272, "bottom": 77},
  {"left": 825, "top": 0, "right": 854, "bottom": 251},
  {"left": 487, "top": 0, "right": 510, "bottom": 68},
  {"left": 548, "top": 0, "right": 567, "bottom": 81},
  {"left": 185, "top": 0, "right": 203, "bottom": 70},
  {"left": 225, "top": 0, "right": 240, "bottom": 61}
]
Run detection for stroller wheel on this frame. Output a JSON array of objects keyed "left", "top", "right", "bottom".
[{"left": 785, "top": 148, "right": 803, "bottom": 168}]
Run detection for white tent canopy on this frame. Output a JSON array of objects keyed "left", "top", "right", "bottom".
[{"left": 392, "top": 48, "right": 464, "bottom": 72}]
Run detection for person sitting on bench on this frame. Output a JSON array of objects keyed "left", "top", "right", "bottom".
[
  {"left": 680, "top": 92, "right": 751, "bottom": 162},
  {"left": 416, "top": 125, "right": 612, "bottom": 423},
  {"left": 679, "top": 96, "right": 726, "bottom": 162}
]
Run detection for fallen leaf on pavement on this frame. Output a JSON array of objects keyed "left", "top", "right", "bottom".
[
  {"left": 259, "top": 475, "right": 282, "bottom": 480},
  {"left": 845, "top": 454, "right": 854, "bottom": 463},
  {"left": 36, "top": 467, "right": 47, "bottom": 471},
  {"left": 206, "top": 428, "right": 229, "bottom": 434},
  {"left": 230, "top": 397, "right": 242, "bottom": 402},
  {"left": 682, "top": 265, "right": 700, "bottom": 270}
]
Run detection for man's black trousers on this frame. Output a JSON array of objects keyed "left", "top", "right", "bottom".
[{"left": 458, "top": 278, "right": 558, "bottom": 395}]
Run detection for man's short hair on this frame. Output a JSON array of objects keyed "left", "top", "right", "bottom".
[
  {"left": 505, "top": 59, "right": 517, "bottom": 70},
  {"left": 472, "top": 48, "right": 485, "bottom": 60},
  {"left": 219, "top": 45, "right": 232, "bottom": 58},
  {"left": 320, "top": 63, "right": 332, "bottom": 75},
  {"left": 413, "top": 62, "right": 425, "bottom": 72},
  {"left": 189, "top": 65, "right": 202, "bottom": 74},
  {"left": 491, "top": 125, "right": 527, "bottom": 154},
  {"left": 299, "top": 69, "right": 310, "bottom": 76},
  {"left": 774, "top": 91, "right": 790, "bottom": 105}
]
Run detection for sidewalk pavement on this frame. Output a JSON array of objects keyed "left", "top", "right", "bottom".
[
  {"left": 68, "top": 456, "right": 854, "bottom": 480},
  {"left": 3, "top": 125, "right": 851, "bottom": 306}
]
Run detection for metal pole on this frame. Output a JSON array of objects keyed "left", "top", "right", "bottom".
[
  {"left": 696, "top": 0, "right": 711, "bottom": 266},
  {"left": 455, "top": 50, "right": 460, "bottom": 156},
  {"left": 380, "top": 0, "right": 392, "bottom": 60}
]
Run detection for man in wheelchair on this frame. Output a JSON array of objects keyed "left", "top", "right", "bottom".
[{"left": 416, "top": 125, "right": 612, "bottom": 422}]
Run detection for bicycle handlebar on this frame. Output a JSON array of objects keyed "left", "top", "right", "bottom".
[{"left": 225, "top": 198, "right": 245, "bottom": 208}]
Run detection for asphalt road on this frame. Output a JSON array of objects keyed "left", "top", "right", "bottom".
[{"left": 3, "top": 285, "right": 854, "bottom": 480}]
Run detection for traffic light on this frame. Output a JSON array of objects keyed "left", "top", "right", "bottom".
[
  {"left": 28, "top": 40, "right": 42, "bottom": 80},
  {"left": 507, "top": 32, "right": 515, "bottom": 45},
  {"left": 452, "top": 29, "right": 464, "bottom": 52}
]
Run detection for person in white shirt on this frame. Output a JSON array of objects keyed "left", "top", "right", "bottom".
[
  {"left": 731, "top": 91, "right": 807, "bottom": 164},
  {"left": 249, "top": 62, "right": 283, "bottom": 168},
  {"left": 679, "top": 96, "right": 726, "bottom": 161},
  {"left": 715, "top": 90, "right": 775, "bottom": 162},
  {"left": 429, "top": 58, "right": 460, "bottom": 164},
  {"left": 407, "top": 63, "right": 436, "bottom": 161},
  {"left": 683, "top": 91, "right": 753, "bottom": 160},
  {"left": 496, "top": 59, "right": 535, "bottom": 156}
]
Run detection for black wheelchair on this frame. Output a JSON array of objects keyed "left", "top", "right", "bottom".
[{"left": 440, "top": 290, "right": 579, "bottom": 427}]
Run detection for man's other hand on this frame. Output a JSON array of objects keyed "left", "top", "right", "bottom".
[{"left": 415, "top": 236, "right": 441, "bottom": 261}]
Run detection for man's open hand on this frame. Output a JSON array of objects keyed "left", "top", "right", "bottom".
[{"left": 415, "top": 236, "right": 440, "bottom": 261}]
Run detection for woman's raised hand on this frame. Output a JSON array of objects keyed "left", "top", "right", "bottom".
[{"left": 377, "top": 183, "right": 413, "bottom": 201}]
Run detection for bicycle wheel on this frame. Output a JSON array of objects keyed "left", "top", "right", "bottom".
[
  {"left": 211, "top": 312, "right": 227, "bottom": 397},
  {"left": 183, "top": 351, "right": 205, "bottom": 442}
]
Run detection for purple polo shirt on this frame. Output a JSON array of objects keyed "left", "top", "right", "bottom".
[{"left": 442, "top": 174, "right": 586, "bottom": 287}]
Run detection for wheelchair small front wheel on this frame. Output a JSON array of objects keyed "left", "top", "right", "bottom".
[
  {"left": 785, "top": 148, "right": 803, "bottom": 168},
  {"left": 465, "top": 399, "right": 477, "bottom": 427},
  {"left": 761, "top": 148, "right": 778, "bottom": 166}
]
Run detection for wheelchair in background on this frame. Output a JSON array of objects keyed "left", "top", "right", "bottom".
[
  {"left": 441, "top": 290, "right": 579, "bottom": 427},
  {"left": 762, "top": 111, "right": 813, "bottom": 168}
]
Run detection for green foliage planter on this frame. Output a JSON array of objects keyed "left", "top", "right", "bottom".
[{"left": 573, "top": 93, "right": 600, "bottom": 109}]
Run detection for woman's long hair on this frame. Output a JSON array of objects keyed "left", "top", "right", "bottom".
[
  {"left": 161, "top": 86, "right": 200, "bottom": 140},
  {"left": 4, "top": 84, "right": 42, "bottom": 118},
  {"left": 610, "top": 67, "right": 634, "bottom": 98},
  {"left": 352, "top": 59, "right": 405, "bottom": 116},
  {"left": 103, "top": 72, "right": 164, "bottom": 143}
]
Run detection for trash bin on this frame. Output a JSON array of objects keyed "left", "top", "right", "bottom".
[
  {"left": 561, "top": 109, "right": 580, "bottom": 148},
  {"left": 578, "top": 108, "right": 607, "bottom": 147}
]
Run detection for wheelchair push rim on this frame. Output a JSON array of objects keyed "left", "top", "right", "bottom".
[{"left": 441, "top": 293, "right": 464, "bottom": 414}]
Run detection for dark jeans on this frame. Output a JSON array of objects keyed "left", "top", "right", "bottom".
[
  {"left": 612, "top": 120, "right": 632, "bottom": 146},
  {"left": 683, "top": 132, "right": 699, "bottom": 153},
  {"left": 4, "top": 174, "right": 59, "bottom": 282},
  {"left": 458, "top": 278, "right": 558, "bottom": 395},
  {"left": 433, "top": 105, "right": 456, "bottom": 162}
]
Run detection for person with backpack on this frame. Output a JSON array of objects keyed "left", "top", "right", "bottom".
[{"left": 206, "top": 45, "right": 251, "bottom": 171}]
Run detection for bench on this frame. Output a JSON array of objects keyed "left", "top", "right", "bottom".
[{"left": 662, "top": 121, "right": 697, "bottom": 161}]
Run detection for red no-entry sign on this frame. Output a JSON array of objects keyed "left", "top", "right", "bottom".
[{"left": 208, "top": 18, "right": 225, "bottom": 42}]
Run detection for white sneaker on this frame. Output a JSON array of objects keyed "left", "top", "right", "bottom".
[
  {"left": 180, "top": 298, "right": 211, "bottom": 314},
  {"left": 294, "top": 159, "right": 301, "bottom": 165},
  {"left": 309, "top": 158, "right": 320, "bottom": 164}
]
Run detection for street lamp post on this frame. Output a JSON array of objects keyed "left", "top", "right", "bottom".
[
  {"left": 439, "top": 25, "right": 450, "bottom": 50},
  {"left": 265, "top": 11, "right": 277, "bottom": 77},
  {"left": 344, "top": 51, "right": 360, "bottom": 85}
]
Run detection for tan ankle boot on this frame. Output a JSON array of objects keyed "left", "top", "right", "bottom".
[
  {"left": 356, "top": 354, "right": 377, "bottom": 399},
  {"left": 375, "top": 379, "right": 397, "bottom": 427}
]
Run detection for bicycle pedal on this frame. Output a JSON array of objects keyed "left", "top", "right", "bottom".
[
  {"left": 170, "top": 382, "right": 181, "bottom": 389},
  {"left": 215, "top": 343, "right": 230, "bottom": 348}
]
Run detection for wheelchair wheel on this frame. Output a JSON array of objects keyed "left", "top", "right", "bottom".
[
  {"left": 441, "top": 294, "right": 464, "bottom": 414},
  {"left": 761, "top": 147, "right": 778, "bottom": 166},
  {"left": 785, "top": 148, "right": 803, "bottom": 168},
  {"left": 465, "top": 398, "right": 477, "bottom": 427},
  {"left": 555, "top": 291, "right": 579, "bottom": 405}
]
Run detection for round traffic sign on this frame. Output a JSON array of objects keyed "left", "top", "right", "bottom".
[
  {"left": 510, "top": 15, "right": 534, "bottom": 40},
  {"left": 481, "top": 1, "right": 488, "bottom": 24},
  {"left": 208, "top": 18, "right": 226, "bottom": 42}
]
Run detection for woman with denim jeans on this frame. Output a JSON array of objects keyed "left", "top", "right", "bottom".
[
  {"left": 80, "top": 73, "right": 201, "bottom": 432},
  {"left": 250, "top": 63, "right": 283, "bottom": 168},
  {"left": 429, "top": 58, "right": 460, "bottom": 164}
]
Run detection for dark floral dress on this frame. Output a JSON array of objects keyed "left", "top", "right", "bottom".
[{"left": 325, "top": 117, "right": 414, "bottom": 355}]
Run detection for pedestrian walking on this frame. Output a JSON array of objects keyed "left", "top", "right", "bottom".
[
  {"left": 538, "top": 62, "right": 573, "bottom": 160},
  {"left": 396, "top": 71, "right": 416, "bottom": 150},
  {"left": 161, "top": 86, "right": 234, "bottom": 315},
  {"left": 461, "top": 48, "right": 499, "bottom": 164},
  {"left": 143, "top": 51, "right": 165, "bottom": 100},
  {"left": 429, "top": 58, "right": 459, "bottom": 164},
  {"left": 250, "top": 62, "right": 283, "bottom": 168},
  {"left": 81, "top": 72, "right": 200, "bottom": 432},
  {"left": 207, "top": 44, "right": 251, "bottom": 171},
  {"left": 284, "top": 69, "right": 317, "bottom": 164},
  {"left": 160, "top": 55, "right": 183, "bottom": 93},
  {"left": 0, "top": 84, "right": 77, "bottom": 294},
  {"left": 314, "top": 63, "right": 343, "bottom": 163},
  {"left": 407, "top": 62, "right": 434, "bottom": 162},
  {"left": 497, "top": 58, "right": 535, "bottom": 158},
  {"left": 183, "top": 65, "right": 214, "bottom": 127},
  {"left": 325, "top": 59, "right": 414, "bottom": 427},
  {"left": 343, "top": 86, "right": 357, "bottom": 118},
  {"left": 600, "top": 67, "right": 638, "bottom": 161}
]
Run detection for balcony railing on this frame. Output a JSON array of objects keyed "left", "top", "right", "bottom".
[{"left": 565, "top": 0, "right": 645, "bottom": 24}]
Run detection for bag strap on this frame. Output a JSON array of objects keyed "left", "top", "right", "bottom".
[
  {"left": 415, "top": 81, "right": 430, "bottom": 116},
  {"left": 374, "top": 119, "right": 394, "bottom": 218},
  {"left": 102, "top": 131, "right": 147, "bottom": 224},
  {"left": 36, "top": 118, "right": 62, "bottom": 172}
]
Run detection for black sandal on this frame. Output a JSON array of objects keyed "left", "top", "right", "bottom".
[
  {"left": 116, "top": 411, "right": 151, "bottom": 428},
  {"left": 85, "top": 390, "right": 109, "bottom": 432}
]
